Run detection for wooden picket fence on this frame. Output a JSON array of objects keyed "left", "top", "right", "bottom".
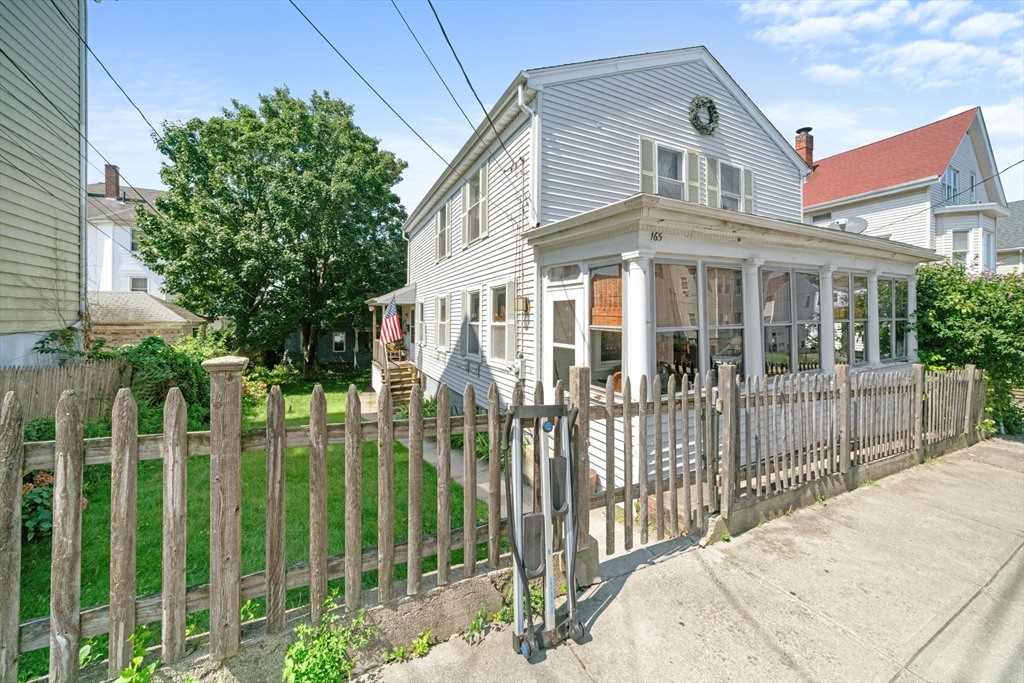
[
  {"left": 0, "top": 358, "right": 985, "bottom": 682},
  {"left": 0, "top": 360, "right": 130, "bottom": 423}
]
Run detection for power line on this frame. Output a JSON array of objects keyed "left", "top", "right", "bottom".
[
  {"left": 426, "top": 0, "right": 534, "bottom": 217},
  {"left": 0, "top": 45, "right": 165, "bottom": 220},
  {"left": 867, "top": 159, "right": 1024, "bottom": 234},
  {"left": 47, "top": 0, "right": 163, "bottom": 143}
]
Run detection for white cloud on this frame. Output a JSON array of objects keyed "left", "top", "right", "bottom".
[
  {"left": 804, "top": 63, "right": 864, "bottom": 84},
  {"left": 864, "top": 39, "right": 1024, "bottom": 89},
  {"left": 957, "top": 11, "right": 1024, "bottom": 40}
]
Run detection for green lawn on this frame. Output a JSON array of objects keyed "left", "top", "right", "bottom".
[{"left": 19, "top": 372, "right": 487, "bottom": 681}]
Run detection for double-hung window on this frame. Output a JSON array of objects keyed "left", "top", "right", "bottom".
[
  {"left": 415, "top": 301, "right": 425, "bottom": 345},
  {"left": 465, "top": 290, "right": 481, "bottom": 356},
  {"left": 462, "top": 165, "right": 488, "bottom": 246},
  {"left": 489, "top": 286, "right": 507, "bottom": 360},
  {"left": 707, "top": 267, "right": 744, "bottom": 376},
  {"left": 761, "top": 270, "right": 820, "bottom": 376},
  {"left": 436, "top": 202, "right": 449, "bottom": 260},
  {"left": 333, "top": 330, "right": 346, "bottom": 353},
  {"left": 943, "top": 168, "right": 959, "bottom": 203},
  {"left": 719, "top": 162, "right": 742, "bottom": 212},
  {"left": 435, "top": 295, "right": 449, "bottom": 351},
  {"left": 983, "top": 232, "right": 995, "bottom": 271},
  {"left": 655, "top": 263, "right": 700, "bottom": 387},
  {"left": 130, "top": 228, "right": 141, "bottom": 252},
  {"left": 590, "top": 265, "right": 623, "bottom": 388},
  {"left": 952, "top": 230, "right": 970, "bottom": 265},
  {"left": 656, "top": 147, "right": 685, "bottom": 201},
  {"left": 970, "top": 173, "right": 977, "bottom": 203},
  {"left": 639, "top": 136, "right": 699, "bottom": 203},
  {"left": 705, "top": 157, "right": 754, "bottom": 214}
]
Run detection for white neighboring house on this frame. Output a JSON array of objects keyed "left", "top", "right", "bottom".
[
  {"left": 801, "top": 108, "right": 1009, "bottom": 270},
  {"left": 86, "top": 164, "right": 167, "bottom": 298},
  {"left": 996, "top": 200, "right": 1022, "bottom": 275},
  {"left": 370, "top": 46, "right": 937, "bottom": 427}
]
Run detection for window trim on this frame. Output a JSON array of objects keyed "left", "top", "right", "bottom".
[{"left": 464, "top": 288, "right": 483, "bottom": 359}]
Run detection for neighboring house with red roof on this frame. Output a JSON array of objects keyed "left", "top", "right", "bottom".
[{"left": 800, "top": 108, "right": 1008, "bottom": 271}]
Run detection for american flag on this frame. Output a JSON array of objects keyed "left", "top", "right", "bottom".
[{"left": 379, "top": 296, "right": 403, "bottom": 345}]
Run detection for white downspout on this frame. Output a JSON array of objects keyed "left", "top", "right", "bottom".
[{"left": 517, "top": 83, "right": 539, "bottom": 228}]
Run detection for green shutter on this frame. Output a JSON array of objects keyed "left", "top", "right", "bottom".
[
  {"left": 686, "top": 151, "right": 700, "bottom": 204},
  {"left": 639, "top": 136, "right": 656, "bottom": 194},
  {"left": 479, "top": 165, "right": 489, "bottom": 238},
  {"left": 705, "top": 155, "right": 719, "bottom": 209},
  {"left": 743, "top": 168, "right": 754, "bottom": 214},
  {"left": 506, "top": 278, "right": 517, "bottom": 366}
]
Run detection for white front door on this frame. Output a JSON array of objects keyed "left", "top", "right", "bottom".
[{"left": 544, "top": 285, "right": 585, "bottom": 390}]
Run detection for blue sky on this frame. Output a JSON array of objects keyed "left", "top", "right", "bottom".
[{"left": 87, "top": 0, "right": 1024, "bottom": 208}]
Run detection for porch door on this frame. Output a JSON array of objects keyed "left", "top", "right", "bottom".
[{"left": 545, "top": 285, "right": 585, "bottom": 389}]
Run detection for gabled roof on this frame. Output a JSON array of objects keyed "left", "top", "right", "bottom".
[
  {"left": 88, "top": 292, "right": 205, "bottom": 326},
  {"left": 86, "top": 183, "right": 163, "bottom": 225},
  {"left": 803, "top": 108, "right": 979, "bottom": 208},
  {"left": 998, "top": 200, "right": 1023, "bottom": 252}
]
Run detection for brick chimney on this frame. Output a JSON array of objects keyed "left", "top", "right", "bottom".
[
  {"left": 104, "top": 164, "right": 120, "bottom": 199},
  {"left": 795, "top": 127, "right": 813, "bottom": 167}
]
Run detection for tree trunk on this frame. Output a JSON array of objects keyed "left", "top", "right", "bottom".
[{"left": 302, "top": 321, "right": 320, "bottom": 377}]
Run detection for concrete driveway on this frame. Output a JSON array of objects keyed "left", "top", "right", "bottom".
[{"left": 365, "top": 437, "right": 1024, "bottom": 683}]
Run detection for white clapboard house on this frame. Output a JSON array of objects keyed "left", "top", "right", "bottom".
[
  {"left": 370, "top": 47, "right": 936, "bottom": 418},
  {"left": 801, "top": 108, "right": 1009, "bottom": 271}
]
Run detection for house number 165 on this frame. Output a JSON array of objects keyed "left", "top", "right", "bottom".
[{"left": 650, "top": 232, "right": 663, "bottom": 241}]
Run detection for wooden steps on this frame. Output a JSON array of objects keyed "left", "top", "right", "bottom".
[{"left": 387, "top": 362, "right": 419, "bottom": 405}]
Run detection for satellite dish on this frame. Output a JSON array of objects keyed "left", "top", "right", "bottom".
[{"left": 827, "top": 216, "right": 869, "bottom": 234}]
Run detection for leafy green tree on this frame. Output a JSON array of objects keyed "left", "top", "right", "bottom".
[
  {"left": 915, "top": 261, "right": 1024, "bottom": 433},
  {"left": 137, "top": 88, "right": 407, "bottom": 372}
]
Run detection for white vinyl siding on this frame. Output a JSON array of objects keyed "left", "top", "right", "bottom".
[
  {"left": 406, "top": 115, "right": 534, "bottom": 404},
  {"left": 0, "top": 0, "right": 85, "bottom": 337},
  {"left": 932, "top": 135, "right": 989, "bottom": 207},
  {"left": 811, "top": 190, "right": 933, "bottom": 250},
  {"left": 540, "top": 60, "right": 802, "bottom": 224}
]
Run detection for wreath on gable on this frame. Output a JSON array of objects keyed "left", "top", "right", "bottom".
[{"left": 689, "top": 95, "right": 719, "bottom": 136}]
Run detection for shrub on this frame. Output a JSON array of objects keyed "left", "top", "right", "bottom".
[
  {"left": 282, "top": 600, "right": 373, "bottom": 683},
  {"left": 119, "top": 337, "right": 209, "bottom": 410},
  {"left": 916, "top": 262, "right": 1024, "bottom": 434}
]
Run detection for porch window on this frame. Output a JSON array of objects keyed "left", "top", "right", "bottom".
[
  {"left": 878, "top": 279, "right": 893, "bottom": 361},
  {"left": 466, "top": 290, "right": 481, "bottom": 356},
  {"left": 436, "top": 202, "right": 449, "bottom": 260},
  {"left": 762, "top": 270, "right": 792, "bottom": 376},
  {"left": 435, "top": 295, "right": 448, "bottom": 351},
  {"left": 894, "top": 280, "right": 908, "bottom": 359},
  {"left": 657, "top": 147, "right": 685, "bottom": 201},
  {"left": 707, "top": 266, "right": 744, "bottom": 376},
  {"left": 853, "top": 275, "right": 868, "bottom": 364},
  {"left": 552, "top": 299, "right": 576, "bottom": 385},
  {"left": 489, "top": 285, "right": 507, "bottom": 360},
  {"left": 952, "top": 230, "right": 969, "bottom": 265},
  {"left": 655, "top": 263, "right": 699, "bottom": 387},
  {"left": 943, "top": 168, "right": 959, "bottom": 203},
  {"left": 795, "top": 272, "right": 820, "bottom": 371},
  {"left": 878, "top": 278, "right": 909, "bottom": 360},
  {"left": 333, "top": 330, "right": 346, "bottom": 353},
  {"left": 590, "top": 265, "right": 622, "bottom": 389},
  {"left": 833, "top": 273, "right": 850, "bottom": 365}
]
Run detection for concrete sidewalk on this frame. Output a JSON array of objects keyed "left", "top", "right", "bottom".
[{"left": 363, "top": 437, "right": 1024, "bottom": 683}]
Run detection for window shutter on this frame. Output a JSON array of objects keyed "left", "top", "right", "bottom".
[
  {"left": 639, "top": 136, "right": 656, "bottom": 194},
  {"left": 461, "top": 184, "right": 469, "bottom": 248},
  {"left": 446, "top": 293, "right": 453, "bottom": 351},
  {"left": 479, "top": 165, "right": 489, "bottom": 238},
  {"left": 434, "top": 212, "right": 441, "bottom": 261},
  {"left": 506, "top": 278, "right": 517, "bottom": 366},
  {"left": 686, "top": 151, "right": 700, "bottom": 204},
  {"left": 743, "top": 168, "right": 754, "bottom": 214},
  {"left": 460, "top": 290, "right": 468, "bottom": 356},
  {"left": 705, "top": 156, "right": 719, "bottom": 209}
]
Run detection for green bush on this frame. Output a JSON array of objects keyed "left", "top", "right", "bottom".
[
  {"left": 282, "top": 601, "right": 373, "bottom": 683},
  {"left": 916, "top": 262, "right": 1024, "bottom": 434}
]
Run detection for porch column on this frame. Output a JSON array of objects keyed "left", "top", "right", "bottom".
[
  {"left": 819, "top": 266, "right": 835, "bottom": 373},
  {"left": 742, "top": 259, "right": 764, "bottom": 378},
  {"left": 623, "top": 250, "right": 654, "bottom": 399},
  {"left": 867, "top": 270, "right": 881, "bottom": 366},
  {"left": 907, "top": 274, "right": 919, "bottom": 362}
]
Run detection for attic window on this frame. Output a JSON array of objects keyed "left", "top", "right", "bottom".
[
  {"left": 130, "top": 277, "right": 148, "bottom": 293},
  {"left": 943, "top": 168, "right": 959, "bottom": 204},
  {"left": 811, "top": 212, "right": 832, "bottom": 223}
]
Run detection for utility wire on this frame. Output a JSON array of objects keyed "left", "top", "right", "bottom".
[
  {"left": 0, "top": 45, "right": 166, "bottom": 219},
  {"left": 48, "top": 0, "right": 163, "bottom": 143},
  {"left": 867, "top": 159, "right": 1023, "bottom": 234}
]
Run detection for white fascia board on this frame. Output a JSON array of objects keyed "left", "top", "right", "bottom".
[
  {"left": 803, "top": 177, "right": 936, "bottom": 213},
  {"left": 932, "top": 202, "right": 1010, "bottom": 219},
  {"left": 402, "top": 73, "right": 530, "bottom": 234},
  {"left": 969, "top": 111, "right": 1007, "bottom": 207},
  {"left": 525, "top": 47, "right": 811, "bottom": 179}
]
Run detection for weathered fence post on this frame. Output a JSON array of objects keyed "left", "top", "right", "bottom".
[
  {"left": 0, "top": 392, "right": 23, "bottom": 683},
  {"left": 912, "top": 363, "right": 925, "bottom": 461},
  {"left": 202, "top": 356, "right": 248, "bottom": 660},
  {"left": 161, "top": 388, "right": 187, "bottom": 663},
  {"left": 837, "top": 365, "right": 851, "bottom": 475},
  {"left": 378, "top": 384, "right": 395, "bottom": 601},
  {"left": 110, "top": 389, "right": 138, "bottom": 675},
  {"left": 487, "top": 383, "right": 501, "bottom": 569},
  {"left": 345, "top": 386, "right": 363, "bottom": 612},
  {"left": 407, "top": 385, "right": 424, "bottom": 594},
  {"left": 962, "top": 364, "right": 976, "bottom": 436},
  {"left": 462, "top": 383, "right": 476, "bottom": 577},
  {"left": 569, "top": 366, "right": 591, "bottom": 551},
  {"left": 638, "top": 375, "right": 648, "bottom": 545},
  {"left": 718, "top": 365, "right": 737, "bottom": 520},
  {"left": 604, "top": 376, "right": 615, "bottom": 554},
  {"left": 50, "top": 390, "right": 83, "bottom": 682},
  {"left": 437, "top": 385, "right": 452, "bottom": 586},
  {"left": 309, "top": 385, "right": 328, "bottom": 621},
  {"left": 265, "top": 386, "right": 286, "bottom": 634}
]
